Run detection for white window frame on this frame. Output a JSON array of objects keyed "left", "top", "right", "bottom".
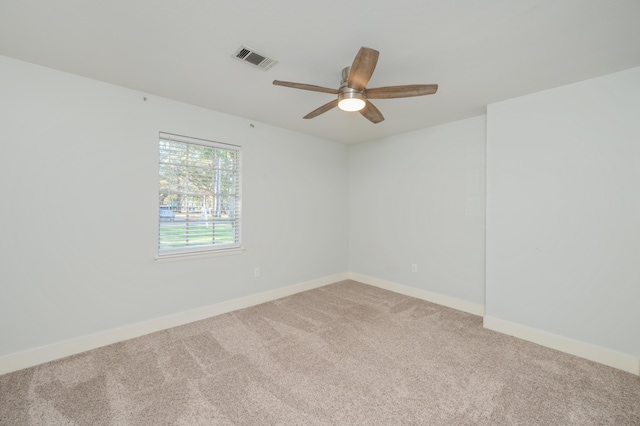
[{"left": 157, "top": 132, "right": 241, "bottom": 257}]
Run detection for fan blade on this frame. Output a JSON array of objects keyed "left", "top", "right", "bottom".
[
  {"left": 273, "top": 80, "right": 339, "bottom": 95},
  {"left": 366, "top": 84, "right": 438, "bottom": 99},
  {"left": 347, "top": 47, "right": 379, "bottom": 91},
  {"left": 359, "top": 101, "right": 385, "bottom": 124},
  {"left": 303, "top": 99, "right": 339, "bottom": 119}
]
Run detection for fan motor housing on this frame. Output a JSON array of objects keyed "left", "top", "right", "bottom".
[{"left": 338, "top": 67, "right": 366, "bottom": 111}]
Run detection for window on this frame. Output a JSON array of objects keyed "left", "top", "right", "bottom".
[{"left": 158, "top": 132, "right": 241, "bottom": 256}]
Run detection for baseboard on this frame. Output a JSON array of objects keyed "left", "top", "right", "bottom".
[
  {"left": 484, "top": 316, "right": 640, "bottom": 376},
  {"left": 0, "top": 272, "right": 349, "bottom": 376},
  {"left": 349, "top": 272, "right": 485, "bottom": 316},
  {"left": 6, "top": 273, "right": 637, "bottom": 378}
]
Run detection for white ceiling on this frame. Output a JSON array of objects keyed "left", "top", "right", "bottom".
[{"left": 1, "top": 0, "right": 639, "bottom": 144}]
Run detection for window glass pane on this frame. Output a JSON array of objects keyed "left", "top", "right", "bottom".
[
  {"left": 158, "top": 133, "right": 241, "bottom": 255},
  {"left": 159, "top": 140, "right": 186, "bottom": 164},
  {"left": 212, "top": 170, "right": 237, "bottom": 195},
  {"left": 159, "top": 164, "right": 185, "bottom": 192}
]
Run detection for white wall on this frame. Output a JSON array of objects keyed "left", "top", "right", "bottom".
[
  {"left": 486, "top": 67, "right": 640, "bottom": 359},
  {"left": 348, "top": 116, "right": 486, "bottom": 310},
  {"left": 0, "top": 55, "right": 349, "bottom": 358},
  {"left": 3, "top": 52, "right": 638, "bottom": 375}
]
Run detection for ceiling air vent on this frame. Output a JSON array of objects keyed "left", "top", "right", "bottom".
[{"left": 232, "top": 46, "right": 278, "bottom": 71}]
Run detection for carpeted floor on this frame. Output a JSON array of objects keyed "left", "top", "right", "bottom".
[{"left": 1, "top": 280, "right": 639, "bottom": 425}]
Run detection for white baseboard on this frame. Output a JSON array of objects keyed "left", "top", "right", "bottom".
[
  {"left": 484, "top": 316, "right": 640, "bottom": 376},
  {"left": 349, "top": 272, "right": 485, "bottom": 316},
  {"left": 4, "top": 272, "right": 637, "bottom": 378},
  {"left": 0, "top": 272, "right": 349, "bottom": 376}
]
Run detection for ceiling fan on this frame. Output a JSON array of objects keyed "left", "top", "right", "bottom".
[{"left": 273, "top": 47, "right": 438, "bottom": 124}]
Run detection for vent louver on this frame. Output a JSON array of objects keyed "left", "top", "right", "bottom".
[{"left": 232, "top": 46, "right": 277, "bottom": 70}]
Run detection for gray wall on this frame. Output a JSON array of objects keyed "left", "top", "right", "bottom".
[
  {"left": 486, "top": 66, "right": 640, "bottom": 357},
  {"left": 2, "top": 53, "right": 638, "bottom": 370},
  {"left": 0, "top": 55, "right": 349, "bottom": 357},
  {"left": 348, "top": 116, "right": 487, "bottom": 307}
]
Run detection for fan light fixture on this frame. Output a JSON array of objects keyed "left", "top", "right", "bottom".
[
  {"left": 272, "top": 47, "right": 438, "bottom": 124},
  {"left": 338, "top": 91, "right": 366, "bottom": 112}
]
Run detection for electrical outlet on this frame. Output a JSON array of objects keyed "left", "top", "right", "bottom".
[
  {"left": 254, "top": 268, "right": 260, "bottom": 278},
  {"left": 411, "top": 264, "right": 417, "bottom": 273}
]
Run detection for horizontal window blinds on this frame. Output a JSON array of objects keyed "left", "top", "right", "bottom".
[{"left": 158, "top": 133, "right": 241, "bottom": 256}]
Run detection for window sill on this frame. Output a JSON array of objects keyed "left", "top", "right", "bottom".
[{"left": 154, "top": 247, "right": 245, "bottom": 263}]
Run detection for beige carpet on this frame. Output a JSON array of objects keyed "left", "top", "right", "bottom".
[{"left": 1, "top": 280, "right": 639, "bottom": 425}]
